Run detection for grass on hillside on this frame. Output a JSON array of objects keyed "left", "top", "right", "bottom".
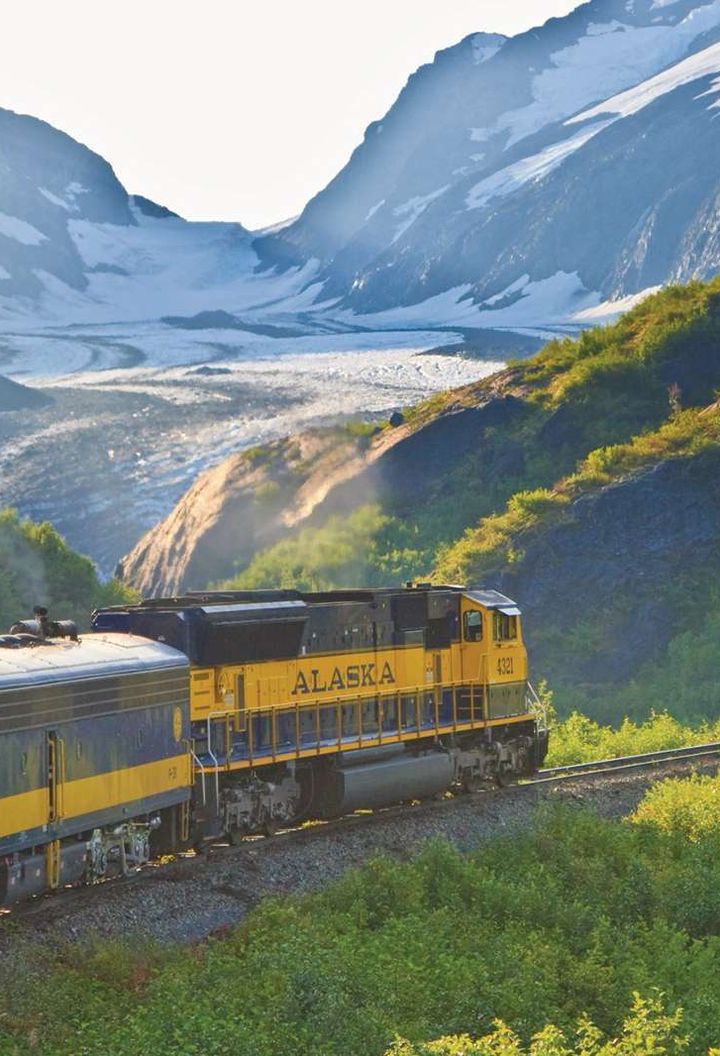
[
  {"left": 435, "top": 404, "right": 720, "bottom": 584},
  {"left": 221, "top": 277, "right": 720, "bottom": 611},
  {"left": 3, "top": 782, "right": 720, "bottom": 1055}
]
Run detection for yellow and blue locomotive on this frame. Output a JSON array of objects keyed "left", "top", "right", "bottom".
[
  {"left": 94, "top": 585, "right": 548, "bottom": 841},
  {"left": 0, "top": 585, "right": 548, "bottom": 905}
]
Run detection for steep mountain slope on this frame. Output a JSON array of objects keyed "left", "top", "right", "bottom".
[
  {"left": 0, "top": 105, "right": 324, "bottom": 334},
  {"left": 256, "top": 0, "right": 720, "bottom": 325},
  {"left": 0, "top": 107, "right": 132, "bottom": 306},
  {"left": 119, "top": 278, "right": 720, "bottom": 719}
]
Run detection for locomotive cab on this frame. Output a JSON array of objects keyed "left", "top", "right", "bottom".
[{"left": 459, "top": 591, "right": 528, "bottom": 721}]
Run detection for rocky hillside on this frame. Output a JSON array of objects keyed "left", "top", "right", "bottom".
[
  {"left": 257, "top": 0, "right": 720, "bottom": 326},
  {"left": 120, "top": 277, "right": 720, "bottom": 720}
]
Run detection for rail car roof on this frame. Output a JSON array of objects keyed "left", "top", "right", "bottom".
[{"left": 0, "top": 633, "right": 188, "bottom": 690}]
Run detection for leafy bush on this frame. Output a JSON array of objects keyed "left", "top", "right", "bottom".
[
  {"left": 546, "top": 711, "right": 720, "bottom": 767},
  {"left": 632, "top": 774, "right": 720, "bottom": 843},
  {"left": 387, "top": 994, "right": 687, "bottom": 1055},
  {"left": 4, "top": 808, "right": 720, "bottom": 1055},
  {"left": 220, "top": 505, "right": 428, "bottom": 591},
  {"left": 0, "top": 509, "right": 136, "bottom": 630}
]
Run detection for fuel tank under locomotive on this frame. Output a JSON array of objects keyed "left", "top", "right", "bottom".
[{"left": 311, "top": 745, "right": 454, "bottom": 816}]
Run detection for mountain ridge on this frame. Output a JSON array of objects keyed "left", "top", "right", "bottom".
[
  {"left": 255, "top": 0, "right": 720, "bottom": 325},
  {"left": 3, "top": 0, "right": 720, "bottom": 335}
]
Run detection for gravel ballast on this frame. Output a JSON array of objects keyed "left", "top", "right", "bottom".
[{"left": 1, "top": 761, "right": 716, "bottom": 953}]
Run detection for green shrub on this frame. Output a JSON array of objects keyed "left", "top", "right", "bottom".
[
  {"left": 632, "top": 774, "right": 720, "bottom": 843},
  {"left": 0, "top": 509, "right": 136, "bottom": 631},
  {"left": 220, "top": 505, "right": 428, "bottom": 591},
  {"left": 546, "top": 712, "right": 720, "bottom": 768},
  {"left": 387, "top": 994, "right": 687, "bottom": 1055},
  {"left": 4, "top": 809, "right": 720, "bottom": 1055}
]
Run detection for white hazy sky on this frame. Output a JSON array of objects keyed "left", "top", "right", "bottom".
[{"left": 0, "top": 1, "right": 578, "bottom": 229}]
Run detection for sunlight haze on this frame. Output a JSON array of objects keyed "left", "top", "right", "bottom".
[{"left": 0, "top": 1, "right": 578, "bottom": 228}]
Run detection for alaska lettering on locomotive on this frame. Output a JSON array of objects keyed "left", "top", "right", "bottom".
[{"left": 292, "top": 661, "right": 396, "bottom": 696}]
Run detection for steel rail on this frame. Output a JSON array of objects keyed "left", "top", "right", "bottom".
[{"left": 534, "top": 741, "right": 720, "bottom": 783}]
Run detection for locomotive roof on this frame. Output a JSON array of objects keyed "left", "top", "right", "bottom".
[
  {"left": 96, "top": 584, "right": 504, "bottom": 614},
  {"left": 96, "top": 585, "right": 520, "bottom": 614},
  {"left": 0, "top": 632, "right": 188, "bottom": 689}
]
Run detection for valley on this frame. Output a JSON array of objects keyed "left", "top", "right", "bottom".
[{"left": 0, "top": 334, "right": 502, "bottom": 572}]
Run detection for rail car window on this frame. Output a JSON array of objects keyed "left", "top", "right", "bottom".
[
  {"left": 463, "top": 610, "right": 483, "bottom": 642},
  {"left": 493, "top": 612, "right": 518, "bottom": 641}
]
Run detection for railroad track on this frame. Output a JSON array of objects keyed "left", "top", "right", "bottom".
[
  {"left": 534, "top": 741, "right": 720, "bottom": 783},
  {"left": 4, "top": 741, "right": 719, "bottom": 927}
]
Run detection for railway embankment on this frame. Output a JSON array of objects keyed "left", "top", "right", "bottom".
[{"left": 3, "top": 755, "right": 716, "bottom": 950}]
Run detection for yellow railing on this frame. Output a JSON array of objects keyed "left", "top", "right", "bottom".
[{"left": 198, "top": 677, "right": 539, "bottom": 771}]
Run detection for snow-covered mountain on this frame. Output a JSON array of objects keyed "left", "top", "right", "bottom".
[
  {"left": 256, "top": 0, "right": 720, "bottom": 327},
  {"left": 3, "top": 0, "right": 720, "bottom": 343},
  {"left": 0, "top": 107, "right": 326, "bottom": 341}
]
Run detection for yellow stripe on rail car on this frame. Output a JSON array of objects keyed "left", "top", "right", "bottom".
[
  {"left": 0, "top": 787, "right": 48, "bottom": 838},
  {"left": 0, "top": 752, "right": 192, "bottom": 839}
]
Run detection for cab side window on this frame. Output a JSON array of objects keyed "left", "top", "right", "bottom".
[
  {"left": 463, "top": 610, "right": 483, "bottom": 642},
  {"left": 493, "top": 613, "right": 518, "bottom": 641}
]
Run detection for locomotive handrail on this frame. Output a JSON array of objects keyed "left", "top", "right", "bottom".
[
  {"left": 194, "top": 675, "right": 538, "bottom": 774},
  {"left": 526, "top": 682, "right": 548, "bottom": 732},
  {"left": 190, "top": 742, "right": 207, "bottom": 806},
  {"left": 237, "top": 676, "right": 521, "bottom": 717}
]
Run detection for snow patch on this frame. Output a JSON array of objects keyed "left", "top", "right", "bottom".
[
  {"left": 466, "top": 119, "right": 613, "bottom": 209},
  {"left": 364, "top": 199, "right": 386, "bottom": 222},
  {"left": 500, "top": 2, "right": 720, "bottom": 148},
  {"left": 392, "top": 187, "right": 449, "bottom": 243},
  {"left": 0, "top": 266, "right": 10, "bottom": 280},
  {"left": 569, "top": 38, "right": 720, "bottom": 123},
  {"left": 0, "top": 213, "right": 47, "bottom": 245},
  {"left": 475, "top": 272, "right": 600, "bottom": 326},
  {"left": 39, "top": 188, "right": 73, "bottom": 211},
  {"left": 339, "top": 272, "right": 599, "bottom": 332},
  {"left": 571, "top": 285, "right": 662, "bottom": 322}
]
